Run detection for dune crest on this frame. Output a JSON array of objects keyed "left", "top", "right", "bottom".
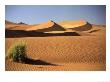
[
  {"left": 5, "top": 20, "right": 32, "bottom": 30},
  {"left": 59, "top": 20, "right": 92, "bottom": 31},
  {"left": 26, "top": 20, "right": 65, "bottom": 32},
  {"left": 5, "top": 20, "right": 17, "bottom": 25}
]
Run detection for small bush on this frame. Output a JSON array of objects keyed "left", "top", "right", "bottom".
[{"left": 6, "top": 41, "right": 27, "bottom": 63}]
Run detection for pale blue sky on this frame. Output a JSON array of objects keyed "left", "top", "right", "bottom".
[{"left": 5, "top": 5, "right": 106, "bottom": 25}]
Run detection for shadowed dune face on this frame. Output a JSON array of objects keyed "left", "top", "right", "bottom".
[
  {"left": 89, "top": 29, "right": 101, "bottom": 33},
  {"left": 26, "top": 20, "right": 65, "bottom": 32},
  {"left": 70, "top": 22, "right": 92, "bottom": 31},
  {"left": 59, "top": 20, "right": 92, "bottom": 31},
  {"left": 5, "top": 30, "right": 80, "bottom": 38},
  {"left": 86, "top": 25, "right": 106, "bottom": 36}
]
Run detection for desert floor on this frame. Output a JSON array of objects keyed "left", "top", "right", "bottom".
[{"left": 5, "top": 35, "right": 106, "bottom": 71}]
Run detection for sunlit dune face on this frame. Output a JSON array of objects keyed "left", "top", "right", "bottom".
[
  {"left": 26, "top": 21, "right": 55, "bottom": 31},
  {"left": 5, "top": 20, "right": 34, "bottom": 30},
  {"left": 59, "top": 20, "right": 87, "bottom": 28}
]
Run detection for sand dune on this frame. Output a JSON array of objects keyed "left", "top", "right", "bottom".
[
  {"left": 59, "top": 20, "right": 92, "bottom": 31},
  {"left": 5, "top": 20, "right": 106, "bottom": 71},
  {"left": 5, "top": 20, "right": 33, "bottom": 30},
  {"left": 5, "top": 20, "right": 17, "bottom": 29},
  {"left": 59, "top": 20, "right": 87, "bottom": 28},
  {"left": 26, "top": 20, "right": 65, "bottom": 32}
]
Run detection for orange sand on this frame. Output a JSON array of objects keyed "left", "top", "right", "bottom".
[{"left": 5, "top": 20, "right": 106, "bottom": 71}]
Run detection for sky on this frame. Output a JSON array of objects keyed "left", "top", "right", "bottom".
[{"left": 5, "top": 5, "right": 106, "bottom": 25}]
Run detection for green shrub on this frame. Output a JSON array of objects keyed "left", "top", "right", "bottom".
[{"left": 6, "top": 41, "right": 27, "bottom": 63}]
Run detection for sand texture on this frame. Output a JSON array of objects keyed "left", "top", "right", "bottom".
[{"left": 5, "top": 20, "right": 106, "bottom": 71}]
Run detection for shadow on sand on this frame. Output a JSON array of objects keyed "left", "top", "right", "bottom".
[
  {"left": 22, "top": 57, "right": 57, "bottom": 66},
  {"left": 5, "top": 30, "right": 80, "bottom": 38},
  {"left": 89, "top": 29, "right": 101, "bottom": 33}
]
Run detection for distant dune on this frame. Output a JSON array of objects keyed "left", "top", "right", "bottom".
[
  {"left": 59, "top": 20, "right": 87, "bottom": 28},
  {"left": 5, "top": 20, "right": 105, "bottom": 36},
  {"left": 59, "top": 20, "right": 92, "bottom": 31},
  {"left": 5, "top": 20, "right": 16, "bottom": 25},
  {"left": 5, "top": 20, "right": 33, "bottom": 30},
  {"left": 5, "top": 20, "right": 105, "bottom": 33}
]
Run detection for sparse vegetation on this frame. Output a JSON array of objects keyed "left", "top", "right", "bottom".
[{"left": 6, "top": 41, "right": 27, "bottom": 63}]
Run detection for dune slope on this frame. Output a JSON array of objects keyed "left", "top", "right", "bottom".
[{"left": 26, "top": 20, "right": 65, "bottom": 32}]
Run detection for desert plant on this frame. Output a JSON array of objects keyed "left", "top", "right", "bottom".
[{"left": 6, "top": 41, "right": 27, "bottom": 63}]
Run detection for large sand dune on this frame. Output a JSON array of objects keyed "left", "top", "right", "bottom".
[
  {"left": 59, "top": 20, "right": 92, "bottom": 31},
  {"left": 26, "top": 20, "right": 65, "bottom": 32},
  {"left": 5, "top": 20, "right": 106, "bottom": 71}
]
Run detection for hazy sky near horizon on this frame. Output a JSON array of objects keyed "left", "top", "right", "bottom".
[{"left": 5, "top": 5, "right": 106, "bottom": 25}]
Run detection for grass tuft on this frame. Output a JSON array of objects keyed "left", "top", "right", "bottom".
[{"left": 6, "top": 41, "right": 27, "bottom": 63}]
